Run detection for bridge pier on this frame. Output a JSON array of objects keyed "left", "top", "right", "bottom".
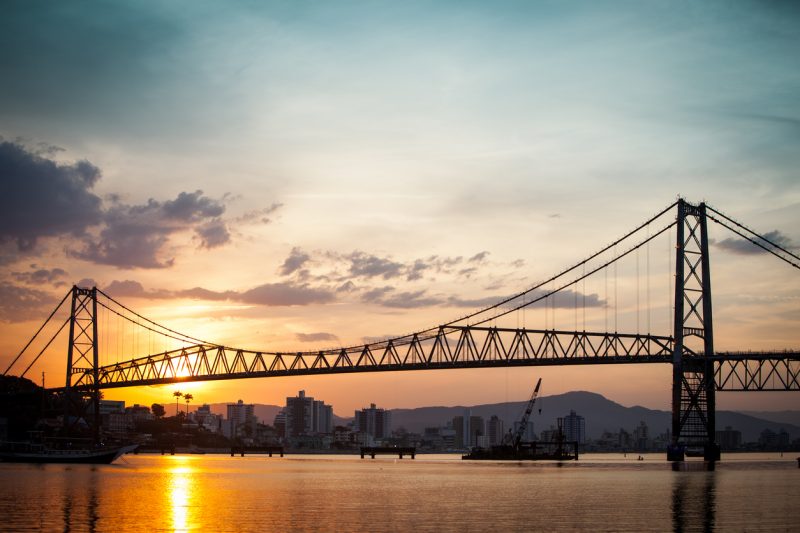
[{"left": 670, "top": 200, "right": 718, "bottom": 462}]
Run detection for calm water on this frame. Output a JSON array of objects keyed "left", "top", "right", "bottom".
[{"left": 0, "top": 453, "right": 797, "bottom": 532}]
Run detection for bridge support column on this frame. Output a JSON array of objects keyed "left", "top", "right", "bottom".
[
  {"left": 64, "top": 286, "right": 101, "bottom": 446},
  {"left": 670, "top": 201, "right": 718, "bottom": 461}
]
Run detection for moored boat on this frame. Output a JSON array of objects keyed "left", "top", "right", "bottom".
[{"left": 0, "top": 442, "right": 138, "bottom": 464}]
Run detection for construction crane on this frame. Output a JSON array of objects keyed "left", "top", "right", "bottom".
[{"left": 509, "top": 377, "right": 542, "bottom": 450}]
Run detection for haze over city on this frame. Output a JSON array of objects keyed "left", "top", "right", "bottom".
[{"left": 1, "top": 1, "right": 798, "bottom": 415}]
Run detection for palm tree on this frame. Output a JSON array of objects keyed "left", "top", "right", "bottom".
[
  {"left": 184, "top": 393, "right": 193, "bottom": 417},
  {"left": 173, "top": 391, "right": 183, "bottom": 416}
]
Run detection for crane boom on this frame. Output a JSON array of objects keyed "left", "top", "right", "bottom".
[{"left": 513, "top": 377, "right": 542, "bottom": 449}]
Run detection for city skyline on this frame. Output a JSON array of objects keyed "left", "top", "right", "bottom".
[{"left": 1, "top": 1, "right": 799, "bottom": 414}]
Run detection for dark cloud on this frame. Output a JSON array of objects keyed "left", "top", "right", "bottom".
[
  {"left": 196, "top": 219, "right": 230, "bottom": 249},
  {"left": 295, "top": 332, "right": 338, "bottom": 343},
  {"left": 12, "top": 266, "right": 68, "bottom": 286},
  {"left": 0, "top": 140, "right": 102, "bottom": 251},
  {"left": 100, "top": 278, "right": 333, "bottom": 307},
  {"left": 75, "top": 278, "right": 99, "bottom": 288},
  {"left": 235, "top": 203, "right": 283, "bottom": 225},
  {"left": 71, "top": 190, "right": 228, "bottom": 268},
  {"left": 361, "top": 286, "right": 395, "bottom": 303},
  {"left": 447, "top": 295, "right": 505, "bottom": 308},
  {"left": 174, "top": 287, "right": 238, "bottom": 301},
  {"left": 380, "top": 290, "right": 444, "bottom": 309},
  {"left": 239, "top": 283, "right": 335, "bottom": 306},
  {"left": 103, "top": 279, "right": 150, "bottom": 298},
  {"left": 337, "top": 280, "right": 357, "bottom": 293},
  {"left": 458, "top": 267, "right": 478, "bottom": 278},
  {"left": 511, "top": 289, "right": 605, "bottom": 309},
  {"left": 162, "top": 190, "right": 224, "bottom": 221},
  {"left": 0, "top": 141, "right": 243, "bottom": 267},
  {"left": 0, "top": 282, "right": 58, "bottom": 322},
  {"left": 280, "top": 247, "right": 311, "bottom": 276},
  {"left": 406, "top": 259, "right": 429, "bottom": 281},
  {"left": 360, "top": 286, "right": 444, "bottom": 308},
  {"left": 715, "top": 230, "right": 794, "bottom": 256},
  {"left": 468, "top": 251, "right": 490, "bottom": 263},
  {"left": 348, "top": 252, "right": 404, "bottom": 279}
]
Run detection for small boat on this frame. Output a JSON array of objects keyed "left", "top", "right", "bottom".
[{"left": 0, "top": 442, "right": 138, "bottom": 464}]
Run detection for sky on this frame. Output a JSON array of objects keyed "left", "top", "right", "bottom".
[{"left": 1, "top": 0, "right": 799, "bottom": 417}]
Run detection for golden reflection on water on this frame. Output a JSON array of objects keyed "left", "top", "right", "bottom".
[{"left": 167, "top": 456, "right": 196, "bottom": 532}]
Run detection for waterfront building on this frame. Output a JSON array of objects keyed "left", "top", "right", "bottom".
[
  {"left": 226, "top": 399, "right": 256, "bottom": 439},
  {"left": 354, "top": 403, "right": 392, "bottom": 440},
  {"left": 563, "top": 410, "right": 586, "bottom": 444},
  {"left": 715, "top": 426, "right": 742, "bottom": 450},
  {"left": 273, "top": 411, "right": 286, "bottom": 438},
  {"left": 633, "top": 421, "right": 649, "bottom": 450},
  {"left": 193, "top": 404, "right": 222, "bottom": 433},
  {"left": 99, "top": 399, "right": 125, "bottom": 415},
  {"left": 487, "top": 415, "right": 505, "bottom": 446},
  {"left": 126, "top": 404, "right": 154, "bottom": 422},
  {"left": 453, "top": 411, "right": 485, "bottom": 448},
  {"left": 314, "top": 400, "right": 334, "bottom": 434},
  {"left": 285, "top": 390, "right": 333, "bottom": 438}
]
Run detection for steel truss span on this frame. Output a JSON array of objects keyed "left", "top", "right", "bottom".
[
  {"left": 87, "top": 328, "right": 674, "bottom": 389},
  {"left": 714, "top": 352, "right": 800, "bottom": 391}
]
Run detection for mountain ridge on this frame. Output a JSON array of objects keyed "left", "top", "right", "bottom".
[{"left": 180, "top": 391, "right": 799, "bottom": 442}]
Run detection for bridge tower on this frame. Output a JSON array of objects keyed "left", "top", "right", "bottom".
[
  {"left": 64, "top": 286, "right": 101, "bottom": 445},
  {"left": 669, "top": 200, "right": 719, "bottom": 461}
]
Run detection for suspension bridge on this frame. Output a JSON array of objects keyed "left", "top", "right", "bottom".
[{"left": 3, "top": 199, "right": 799, "bottom": 460}]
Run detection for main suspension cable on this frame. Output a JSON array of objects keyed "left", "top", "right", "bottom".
[
  {"left": 707, "top": 215, "right": 800, "bottom": 270},
  {"left": 2, "top": 289, "right": 70, "bottom": 375},
  {"left": 97, "top": 289, "right": 217, "bottom": 346},
  {"left": 707, "top": 205, "right": 800, "bottom": 262}
]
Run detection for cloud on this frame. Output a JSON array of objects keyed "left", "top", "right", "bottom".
[
  {"left": 715, "top": 230, "right": 794, "bottom": 256},
  {"left": 380, "top": 290, "right": 444, "bottom": 308},
  {"left": 71, "top": 190, "right": 229, "bottom": 268},
  {"left": 174, "top": 287, "right": 238, "bottom": 301},
  {"left": 361, "top": 286, "right": 395, "bottom": 303},
  {"left": 238, "top": 282, "right": 335, "bottom": 306},
  {"left": 0, "top": 141, "right": 248, "bottom": 268},
  {"left": 468, "top": 251, "right": 490, "bottom": 263},
  {"left": 295, "top": 332, "right": 338, "bottom": 343},
  {"left": 280, "top": 247, "right": 311, "bottom": 276},
  {"left": 510, "top": 289, "right": 605, "bottom": 309},
  {"left": 0, "top": 140, "right": 102, "bottom": 251},
  {"left": 162, "top": 190, "right": 224, "bottom": 221},
  {"left": 196, "top": 219, "right": 230, "bottom": 249},
  {"left": 100, "top": 278, "right": 332, "bottom": 307},
  {"left": 0, "top": 282, "right": 58, "bottom": 322},
  {"left": 361, "top": 286, "right": 444, "bottom": 308},
  {"left": 11, "top": 266, "right": 68, "bottom": 286},
  {"left": 347, "top": 251, "right": 404, "bottom": 279},
  {"left": 76, "top": 278, "right": 99, "bottom": 288},
  {"left": 235, "top": 203, "right": 283, "bottom": 225},
  {"left": 103, "top": 279, "right": 163, "bottom": 298}
]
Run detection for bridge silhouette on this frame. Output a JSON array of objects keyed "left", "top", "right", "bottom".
[{"left": 4, "top": 199, "right": 799, "bottom": 460}]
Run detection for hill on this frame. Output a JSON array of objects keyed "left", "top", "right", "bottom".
[{"left": 387, "top": 391, "right": 800, "bottom": 442}]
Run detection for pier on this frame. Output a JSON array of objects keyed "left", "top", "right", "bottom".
[{"left": 360, "top": 447, "right": 415, "bottom": 459}]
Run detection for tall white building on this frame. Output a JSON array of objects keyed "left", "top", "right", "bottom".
[{"left": 226, "top": 399, "right": 256, "bottom": 438}]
